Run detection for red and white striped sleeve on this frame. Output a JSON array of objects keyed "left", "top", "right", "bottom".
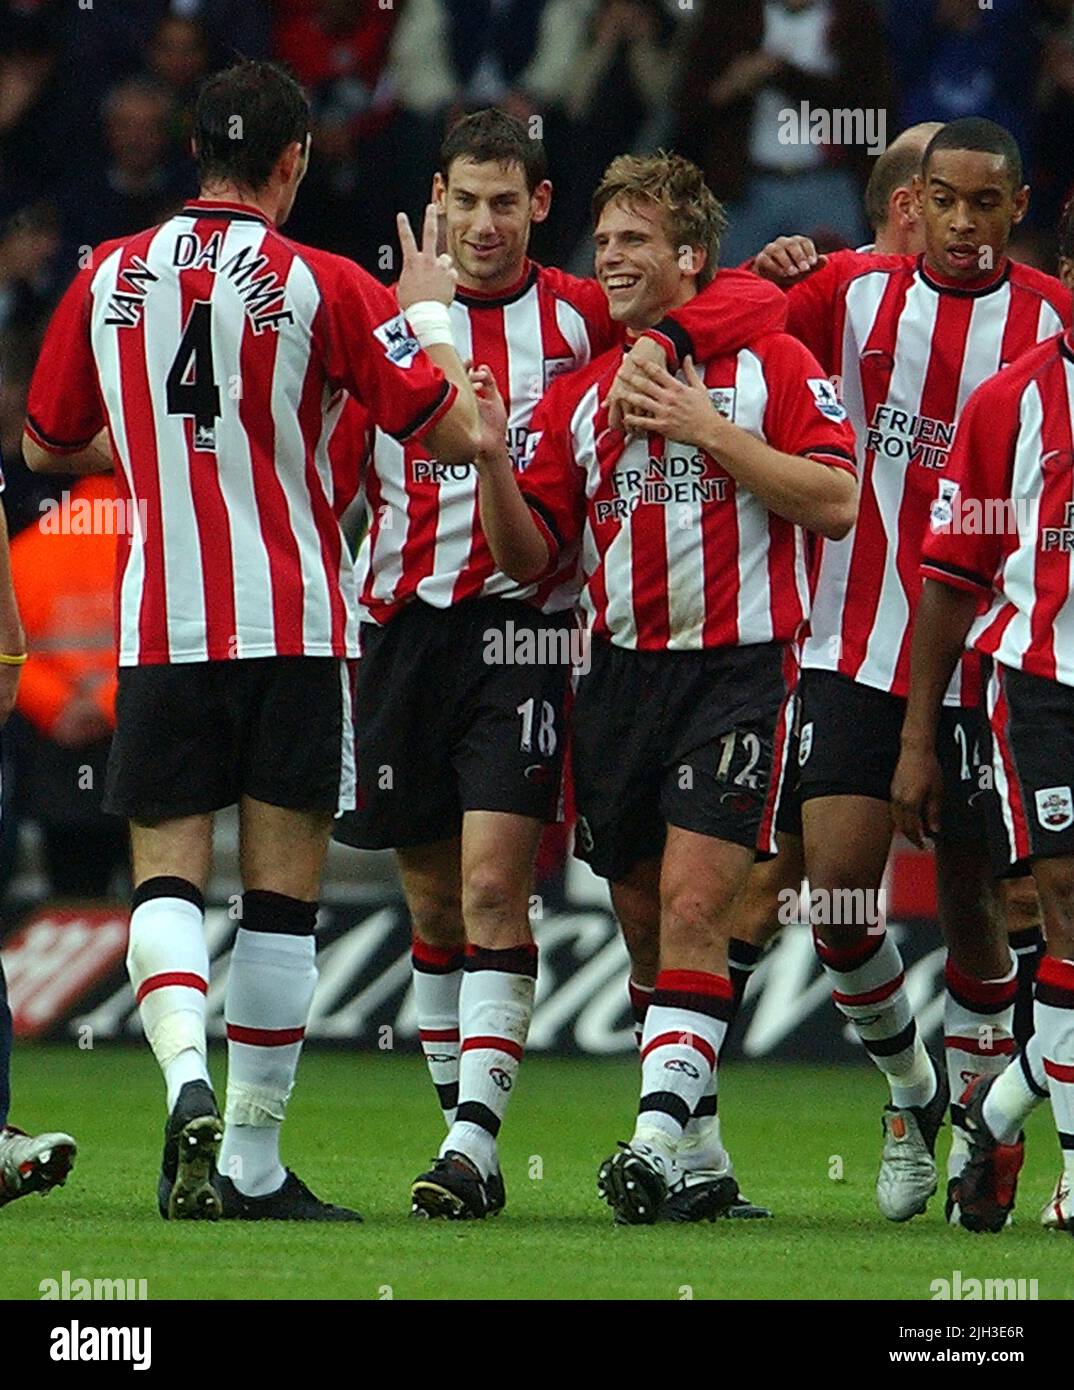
[
  {"left": 920, "top": 374, "right": 1020, "bottom": 596},
  {"left": 757, "top": 333, "right": 858, "bottom": 475},
  {"left": 305, "top": 250, "right": 457, "bottom": 445},
  {"left": 25, "top": 264, "right": 106, "bottom": 455},
  {"left": 517, "top": 377, "right": 586, "bottom": 571}
]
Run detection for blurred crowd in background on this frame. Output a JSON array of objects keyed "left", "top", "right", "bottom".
[{"left": 4, "top": 0, "right": 1074, "bottom": 907}]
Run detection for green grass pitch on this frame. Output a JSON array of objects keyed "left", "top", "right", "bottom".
[{"left": 3, "top": 1043, "right": 1072, "bottom": 1301}]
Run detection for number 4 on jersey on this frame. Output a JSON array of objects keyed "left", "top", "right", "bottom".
[{"left": 166, "top": 300, "right": 221, "bottom": 448}]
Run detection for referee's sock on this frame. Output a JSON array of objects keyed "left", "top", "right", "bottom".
[
  {"left": 220, "top": 891, "right": 318, "bottom": 1198},
  {"left": 126, "top": 877, "right": 211, "bottom": 1112}
]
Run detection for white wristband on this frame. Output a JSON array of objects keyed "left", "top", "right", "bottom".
[{"left": 405, "top": 300, "right": 454, "bottom": 349}]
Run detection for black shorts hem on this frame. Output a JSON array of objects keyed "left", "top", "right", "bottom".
[
  {"left": 333, "top": 812, "right": 460, "bottom": 852},
  {"left": 800, "top": 782, "right": 889, "bottom": 806},
  {"left": 107, "top": 791, "right": 235, "bottom": 824}
]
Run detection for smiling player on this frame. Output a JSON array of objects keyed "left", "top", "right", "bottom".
[
  {"left": 751, "top": 118, "right": 1070, "bottom": 1223},
  {"left": 468, "top": 151, "right": 857, "bottom": 1224}
]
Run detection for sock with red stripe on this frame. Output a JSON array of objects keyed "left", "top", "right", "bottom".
[
  {"left": 982, "top": 1034, "right": 1049, "bottom": 1144},
  {"left": 412, "top": 939, "right": 464, "bottom": 1130},
  {"left": 635, "top": 970, "right": 731, "bottom": 1144},
  {"left": 126, "top": 877, "right": 210, "bottom": 1112},
  {"left": 815, "top": 929, "right": 935, "bottom": 1110},
  {"left": 440, "top": 944, "right": 537, "bottom": 1180},
  {"left": 944, "top": 954, "right": 1017, "bottom": 1178},
  {"left": 220, "top": 892, "right": 318, "bottom": 1198},
  {"left": 629, "top": 978, "right": 654, "bottom": 1051},
  {"left": 678, "top": 945, "right": 760, "bottom": 1165},
  {"left": 1034, "top": 956, "right": 1074, "bottom": 1188}
]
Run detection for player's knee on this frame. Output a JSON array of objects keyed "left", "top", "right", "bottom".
[
  {"left": 1037, "top": 860, "right": 1074, "bottom": 942},
  {"left": 660, "top": 886, "right": 727, "bottom": 954},
  {"left": 462, "top": 863, "right": 528, "bottom": 935},
  {"left": 1000, "top": 875, "right": 1042, "bottom": 934}
]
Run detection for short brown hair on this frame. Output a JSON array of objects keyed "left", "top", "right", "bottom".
[
  {"left": 591, "top": 152, "right": 727, "bottom": 286},
  {"left": 439, "top": 108, "right": 548, "bottom": 194}
]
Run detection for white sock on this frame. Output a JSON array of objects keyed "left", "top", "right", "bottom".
[
  {"left": 220, "top": 927, "right": 317, "bottom": 1197},
  {"left": 126, "top": 888, "right": 210, "bottom": 1110},
  {"left": 982, "top": 1041, "right": 1049, "bottom": 1145},
  {"left": 412, "top": 942, "right": 464, "bottom": 1130},
  {"left": 1034, "top": 957, "right": 1074, "bottom": 1186},
  {"left": 944, "top": 953, "right": 1017, "bottom": 1179},
  {"left": 635, "top": 971, "right": 730, "bottom": 1144},
  {"left": 442, "top": 947, "right": 537, "bottom": 1180}
]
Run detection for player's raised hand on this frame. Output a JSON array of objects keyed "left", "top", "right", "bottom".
[
  {"left": 397, "top": 204, "right": 458, "bottom": 309},
  {"left": 621, "top": 355, "right": 722, "bottom": 449},
  {"left": 469, "top": 364, "right": 509, "bottom": 464},
  {"left": 890, "top": 743, "right": 943, "bottom": 849},
  {"left": 605, "top": 334, "right": 667, "bottom": 433},
  {"left": 752, "top": 235, "right": 826, "bottom": 286}
]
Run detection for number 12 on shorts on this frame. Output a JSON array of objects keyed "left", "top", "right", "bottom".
[
  {"left": 716, "top": 729, "right": 762, "bottom": 789},
  {"left": 517, "top": 698, "right": 557, "bottom": 756}
]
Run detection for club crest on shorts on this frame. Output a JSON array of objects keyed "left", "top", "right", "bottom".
[
  {"left": 798, "top": 721, "right": 814, "bottom": 766},
  {"left": 576, "top": 815, "right": 594, "bottom": 853},
  {"left": 1036, "top": 786, "right": 1074, "bottom": 832}
]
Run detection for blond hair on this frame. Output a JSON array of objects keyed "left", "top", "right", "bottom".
[{"left": 591, "top": 152, "right": 727, "bottom": 287}]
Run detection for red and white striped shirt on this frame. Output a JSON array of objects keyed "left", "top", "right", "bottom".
[
  {"left": 352, "top": 262, "right": 789, "bottom": 623},
  {"left": 25, "top": 199, "right": 455, "bottom": 667},
  {"left": 789, "top": 251, "right": 1069, "bottom": 704},
  {"left": 518, "top": 331, "right": 857, "bottom": 651},
  {"left": 922, "top": 331, "right": 1074, "bottom": 686}
]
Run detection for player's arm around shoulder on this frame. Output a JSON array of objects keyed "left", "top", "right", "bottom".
[{"left": 618, "top": 341, "right": 858, "bottom": 540}]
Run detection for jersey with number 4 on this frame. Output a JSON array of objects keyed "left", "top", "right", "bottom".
[{"left": 25, "top": 199, "right": 456, "bottom": 667}]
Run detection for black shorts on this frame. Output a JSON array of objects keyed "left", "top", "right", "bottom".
[
  {"left": 796, "top": 668, "right": 984, "bottom": 843},
  {"left": 570, "top": 638, "right": 792, "bottom": 883},
  {"left": 983, "top": 659, "right": 1074, "bottom": 873},
  {"left": 104, "top": 657, "right": 355, "bottom": 823},
  {"left": 772, "top": 679, "right": 803, "bottom": 839},
  {"left": 334, "top": 598, "right": 572, "bottom": 851}
]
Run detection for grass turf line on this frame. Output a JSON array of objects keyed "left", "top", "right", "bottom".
[{"left": 2, "top": 1045, "right": 1071, "bottom": 1301}]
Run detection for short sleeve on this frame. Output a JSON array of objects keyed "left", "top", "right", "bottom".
[
  {"left": 311, "top": 255, "right": 457, "bottom": 445},
  {"left": 517, "top": 381, "right": 586, "bottom": 567},
  {"left": 920, "top": 379, "right": 1019, "bottom": 595},
  {"left": 759, "top": 334, "right": 858, "bottom": 476},
  {"left": 25, "top": 266, "right": 106, "bottom": 454}
]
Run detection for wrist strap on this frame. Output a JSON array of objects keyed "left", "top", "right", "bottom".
[
  {"left": 405, "top": 300, "right": 455, "bottom": 349},
  {"left": 0, "top": 652, "right": 27, "bottom": 666}
]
